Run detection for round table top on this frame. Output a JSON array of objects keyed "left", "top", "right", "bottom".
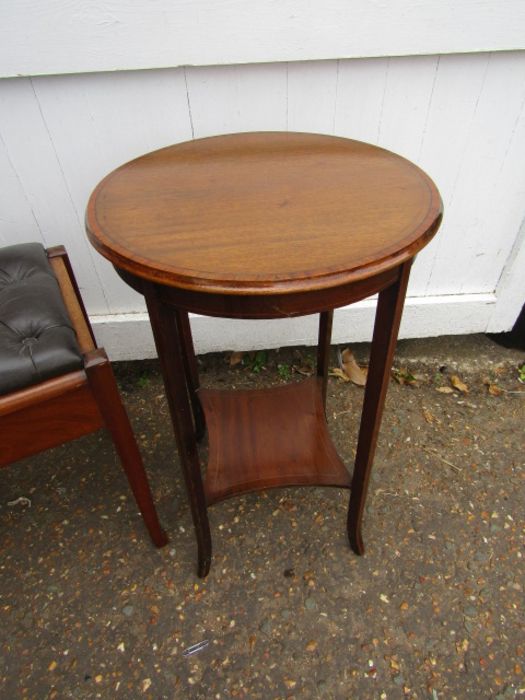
[{"left": 86, "top": 132, "right": 442, "bottom": 296}]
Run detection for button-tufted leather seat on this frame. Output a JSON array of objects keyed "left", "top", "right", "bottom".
[
  {"left": 0, "top": 242, "right": 167, "bottom": 548},
  {"left": 0, "top": 243, "right": 83, "bottom": 395}
]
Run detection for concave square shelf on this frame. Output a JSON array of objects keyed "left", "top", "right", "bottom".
[{"left": 200, "top": 376, "right": 352, "bottom": 506}]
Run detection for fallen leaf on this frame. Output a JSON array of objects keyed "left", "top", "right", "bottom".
[
  {"left": 142, "top": 678, "right": 152, "bottom": 692},
  {"left": 422, "top": 408, "right": 440, "bottom": 424},
  {"left": 329, "top": 367, "right": 352, "bottom": 383},
  {"left": 284, "top": 679, "right": 297, "bottom": 689},
  {"left": 293, "top": 364, "right": 313, "bottom": 377},
  {"left": 488, "top": 384, "right": 503, "bottom": 397},
  {"left": 340, "top": 348, "right": 367, "bottom": 386},
  {"left": 436, "top": 386, "right": 454, "bottom": 394},
  {"left": 229, "top": 351, "right": 243, "bottom": 367},
  {"left": 306, "top": 640, "right": 318, "bottom": 652},
  {"left": 451, "top": 375, "right": 469, "bottom": 393},
  {"left": 392, "top": 367, "right": 419, "bottom": 386},
  {"left": 48, "top": 661, "right": 57, "bottom": 672},
  {"left": 380, "top": 594, "right": 390, "bottom": 604}
]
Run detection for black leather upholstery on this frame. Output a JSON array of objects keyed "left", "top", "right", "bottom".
[{"left": 0, "top": 243, "right": 83, "bottom": 395}]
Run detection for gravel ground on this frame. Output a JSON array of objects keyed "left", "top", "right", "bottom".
[{"left": 0, "top": 334, "right": 524, "bottom": 700}]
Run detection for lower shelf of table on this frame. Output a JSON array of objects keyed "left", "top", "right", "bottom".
[{"left": 200, "top": 376, "right": 352, "bottom": 506}]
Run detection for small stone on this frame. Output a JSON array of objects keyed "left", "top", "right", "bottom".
[
  {"left": 464, "top": 619, "right": 476, "bottom": 634},
  {"left": 463, "top": 606, "right": 477, "bottom": 617},
  {"left": 122, "top": 605, "right": 134, "bottom": 617},
  {"left": 393, "top": 674, "right": 405, "bottom": 686},
  {"left": 283, "top": 568, "right": 295, "bottom": 578},
  {"left": 142, "top": 678, "right": 152, "bottom": 692},
  {"left": 259, "top": 620, "right": 272, "bottom": 635},
  {"left": 304, "top": 597, "right": 316, "bottom": 611},
  {"left": 281, "top": 609, "right": 291, "bottom": 620},
  {"left": 474, "top": 550, "right": 490, "bottom": 563}
]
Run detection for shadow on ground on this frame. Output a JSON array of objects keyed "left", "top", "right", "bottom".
[{"left": 1, "top": 335, "right": 524, "bottom": 699}]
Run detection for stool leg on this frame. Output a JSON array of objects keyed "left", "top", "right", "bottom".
[
  {"left": 175, "top": 310, "right": 206, "bottom": 442},
  {"left": 145, "top": 290, "right": 212, "bottom": 578},
  {"left": 317, "top": 310, "right": 334, "bottom": 409},
  {"left": 347, "top": 262, "right": 411, "bottom": 555},
  {"left": 85, "top": 350, "right": 168, "bottom": 548}
]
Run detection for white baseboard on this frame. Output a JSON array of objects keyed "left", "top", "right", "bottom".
[{"left": 91, "top": 292, "right": 497, "bottom": 361}]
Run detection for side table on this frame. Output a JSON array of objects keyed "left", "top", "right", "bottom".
[{"left": 86, "top": 132, "right": 442, "bottom": 577}]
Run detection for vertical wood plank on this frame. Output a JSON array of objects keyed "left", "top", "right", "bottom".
[
  {"left": 375, "top": 54, "right": 439, "bottom": 162},
  {"left": 186, "top": 63, "right": 288, "bottom": 138},
  {"left": 0, "top": 135, "right": 44, "bottom": 247},
  {"left": 334, "top": 57, "right": 390, "bottom": 143},
  {"left": 407, "top": 52, "right": 492, "bottom": 295},
  {"left": 424, "top": 52, "right": 525, "bottom": 295},
  {"left": 287, "top": 60, "right": 339, "bottom": 133},
  {"left": 31, "top": 68, "right": 193, "bottom": 314},
  {"left": 0, "top": 77, "right": 108, "bottom": 312}
]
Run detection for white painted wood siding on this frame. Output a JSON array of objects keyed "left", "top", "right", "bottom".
[
  {"left": 1, "top": 1, "right": 525, "bottom": 78},
  {"left": 1, "top": 53, "right": 525, "bottom": 358}
]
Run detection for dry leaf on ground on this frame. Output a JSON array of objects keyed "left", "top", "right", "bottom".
[
  {"left": 422, "top": 408, "right": 440, "bottom": 425},
  {"left": 392, "top": 367, "right": 419, "bottom": 386},
  {"left": 450, "top": 375, "right": 469, "bottom": 393},
  {"left": 488, "top": 384, "right": 504, "bottom": 396},
  {"left": 329, "top": 367, "right": 352, "bottom": 383},
  {"left": 229, "top": 351, "right": 243, "bottom": 367},
  {"left": 293, "top": 365, "right": 313, "bottom": 377},
  {"left": 339, "top": 348, "right": 367, "bottom": 386}
]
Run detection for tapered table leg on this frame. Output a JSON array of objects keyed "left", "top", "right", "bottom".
[
  {"left": 145, "top": 288, "right": 212, "bottom": 577},
  {"left": 174, "top": 310, "right": 206, "bottom": 441},
  {"left": 317, "top": 310, "right": 334, "bottom": 409},
  {"left": 347, "top": 262, "right": 411, "bottom": 555}
]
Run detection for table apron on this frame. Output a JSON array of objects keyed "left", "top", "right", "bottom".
[{"left": 115, "top": 265, "right": 402, "bottom": 319}]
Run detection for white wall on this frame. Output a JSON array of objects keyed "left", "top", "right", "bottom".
[
  {"left": 1, "top": 1, "right": 525, "bottom": 77},
  {"left": 1, "top": 5, "right": 524, "bottom": 359}
]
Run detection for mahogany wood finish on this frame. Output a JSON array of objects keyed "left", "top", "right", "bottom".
[
  {"left": 0, "top": 247, "right": 167, "bottom": 549},
  {"left": 86, "top": 132, "right": 443, "bottom": 577},
  {"left": 317, "top": 311, "right": 334, "bottom": 408},
  {"left": 202, "top": 377, "right": 351, "bottom": 506},
  {"left": 144, "top": 287, "right": 211, "bottom": 577},
  {"left": 347, "top": 261, "right": 412, "bottom": 554},
  {"left": 87, "top": 133, "right": 442, "bottom": 295}
]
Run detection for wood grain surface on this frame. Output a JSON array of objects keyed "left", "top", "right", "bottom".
[
  {"left": 86, "top": 132, "right": 442, "bottom": 296},
  {"left": 201, "top": 377, "right": 351, "bottom": 505}
]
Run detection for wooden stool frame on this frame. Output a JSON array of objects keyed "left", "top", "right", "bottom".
[{"left": 0, "top": 246, "right": 167, "bottom": 548}]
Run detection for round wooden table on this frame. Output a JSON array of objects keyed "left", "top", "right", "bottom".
[{"left": 86, "top": 132, "right": 442, "bottom": 577}]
